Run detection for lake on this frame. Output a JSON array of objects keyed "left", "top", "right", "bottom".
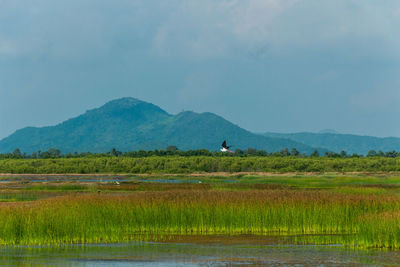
[{"left": 1, "top": 235, "right": 399, "bottom": 266}]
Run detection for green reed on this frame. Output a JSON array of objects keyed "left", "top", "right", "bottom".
[{"left": 0, "top": 190, "right": 399, "bottom": 248}]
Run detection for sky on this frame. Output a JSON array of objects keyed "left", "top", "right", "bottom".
[{"left": 1, "top": 0, "right": 400, "bottom": 139}]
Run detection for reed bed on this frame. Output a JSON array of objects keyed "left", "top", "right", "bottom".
[{"left": 0, "top": 190, "right": 399, "bottom": 248}]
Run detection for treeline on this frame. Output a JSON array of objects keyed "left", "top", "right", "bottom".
[
  {"left": 1, "top": 146, "right": 399, "bottom": 160},
  {"left": 0, "top": 156, "right": 399, "bottom": 174}
]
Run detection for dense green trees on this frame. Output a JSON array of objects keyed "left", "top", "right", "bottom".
[
  {"left": 311, "top": 150, "right": 320, "bottom": 157},
  {"left": 0, "top": 147, "right": 399, "bottom": 160},
  {"left": 0, "top": 156, "right": 399, "bottom": 174},
  {"left": 12, "top": 148, "right": 22, "bottom": 158},
  {"left": 166, "top": 146, "right": 178, "bottom": 152}
]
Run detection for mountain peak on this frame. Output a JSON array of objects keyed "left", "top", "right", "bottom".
[
  {"left": 0, "top": 98, "right": 319, "bottom": 154},
  {"left": 101, "top": 97, "right": 146, "bottom": 109},
  {"left": 318, "top": 129, "right": 339, "bottom": 134},
  {"left": 86, "top": 97, "right": 169, "bottom": 118}
]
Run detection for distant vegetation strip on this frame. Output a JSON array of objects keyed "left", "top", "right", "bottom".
[
  {"left": 2, "top": 147, "right": 400, "bottom": 159},
  {"left": 0, "top": 156, "right": 400, "bottom": 173},
  {"left": 1, "top": 191, "right": 400, "bottom": 248}
]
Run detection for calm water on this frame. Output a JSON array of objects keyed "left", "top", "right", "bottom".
[{"left": 1, "top": 240, "right": 400, "bottom": 266}]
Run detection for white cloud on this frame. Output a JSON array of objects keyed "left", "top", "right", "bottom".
[
  {"left": 152, "top": 0, "right": 400, "bottom": 60},
  {"left": 2, "top": 0, "right": 399, "bottom": 61},
  {"left": 0, "top": 0, "right": 152, "bottom": 60},
  {"left": 178, "top": 70, "right": 220, "bottom": 104},
  {"left": 152, "top": 0, "right": 298, "bottom": 59}
]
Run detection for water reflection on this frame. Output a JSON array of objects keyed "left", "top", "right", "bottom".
[{"left": 1, "top": 237, "right": 400, "bottom": 266}]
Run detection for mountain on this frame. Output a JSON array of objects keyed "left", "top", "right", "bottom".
[
  {"left": 263, "top": 132, "right": 400, "bottom": 155},
  {"left": 318, "top": 129, "right": 339, "bottom": 134},
  {"left": 0, "top": 97, "right": 318, "bottom": 154}
]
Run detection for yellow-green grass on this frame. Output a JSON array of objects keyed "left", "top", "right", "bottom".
[
  {"left": 0, "top": 190, "right": 400, "bottom": 248},
  {"left": 247, "top": 174, "right": 399, "bottom": 189}
]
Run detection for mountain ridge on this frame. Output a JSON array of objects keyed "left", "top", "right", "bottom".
[
  {"left": 263, "top": 132, "right": 400, "bottom": 155},
  {"left": 0, "top": 97, "right": 318, "bottom": 154}
]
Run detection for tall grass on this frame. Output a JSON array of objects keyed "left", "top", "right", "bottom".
[{"left": 0, "top": 190, "right": 399, "bottom": 248}]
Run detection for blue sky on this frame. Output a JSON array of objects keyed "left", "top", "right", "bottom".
[{"left": 1, "top": 0, "right": 399, "bottom": 139}]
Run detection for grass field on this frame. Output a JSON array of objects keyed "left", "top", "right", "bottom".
[{"left": 0, "top": 173, "right": 400, "bottom": 248}]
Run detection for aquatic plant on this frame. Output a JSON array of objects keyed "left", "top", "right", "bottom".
[{"left": 0, "top": 190, "right": 400, "bottom": 248}]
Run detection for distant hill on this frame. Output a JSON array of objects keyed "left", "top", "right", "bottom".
[
  {"left": 318, "top": 129, "right": 339, "bottom": 134},
  {"left": 263, "top": 132, "right": 400, "bottom": 155},
  {"left": 0, "top": 97, "right": 317, "bottom": 154}
]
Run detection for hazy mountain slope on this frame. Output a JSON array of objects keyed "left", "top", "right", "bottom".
[
  {"left": 0, "top": 98, "right": 172, "bottom": 153},
  {"left": 159, "top": 111, "right": 315, "bottom": 152},
  {"left": 0, "top": 97, "right": 317, "bottom": 154},
  {"left": 263, "top": 132, "right": 400, "bottom": 155}
]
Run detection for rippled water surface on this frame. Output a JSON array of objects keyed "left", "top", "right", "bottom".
[{"left": 1, "top": 238, "right": 400, "bottom": 266}]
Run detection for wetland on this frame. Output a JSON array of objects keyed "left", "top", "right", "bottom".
[{"left": 1, "top": 172, "right": 400, "bottom": 265}]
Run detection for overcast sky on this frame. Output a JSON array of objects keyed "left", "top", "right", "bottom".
[{"left": 1, "top": 0, "right": 399, "bottom": 139}]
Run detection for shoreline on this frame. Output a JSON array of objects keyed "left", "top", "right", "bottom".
[{"left": 1, "top": 171, "right": 400, "bottom": 177}]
